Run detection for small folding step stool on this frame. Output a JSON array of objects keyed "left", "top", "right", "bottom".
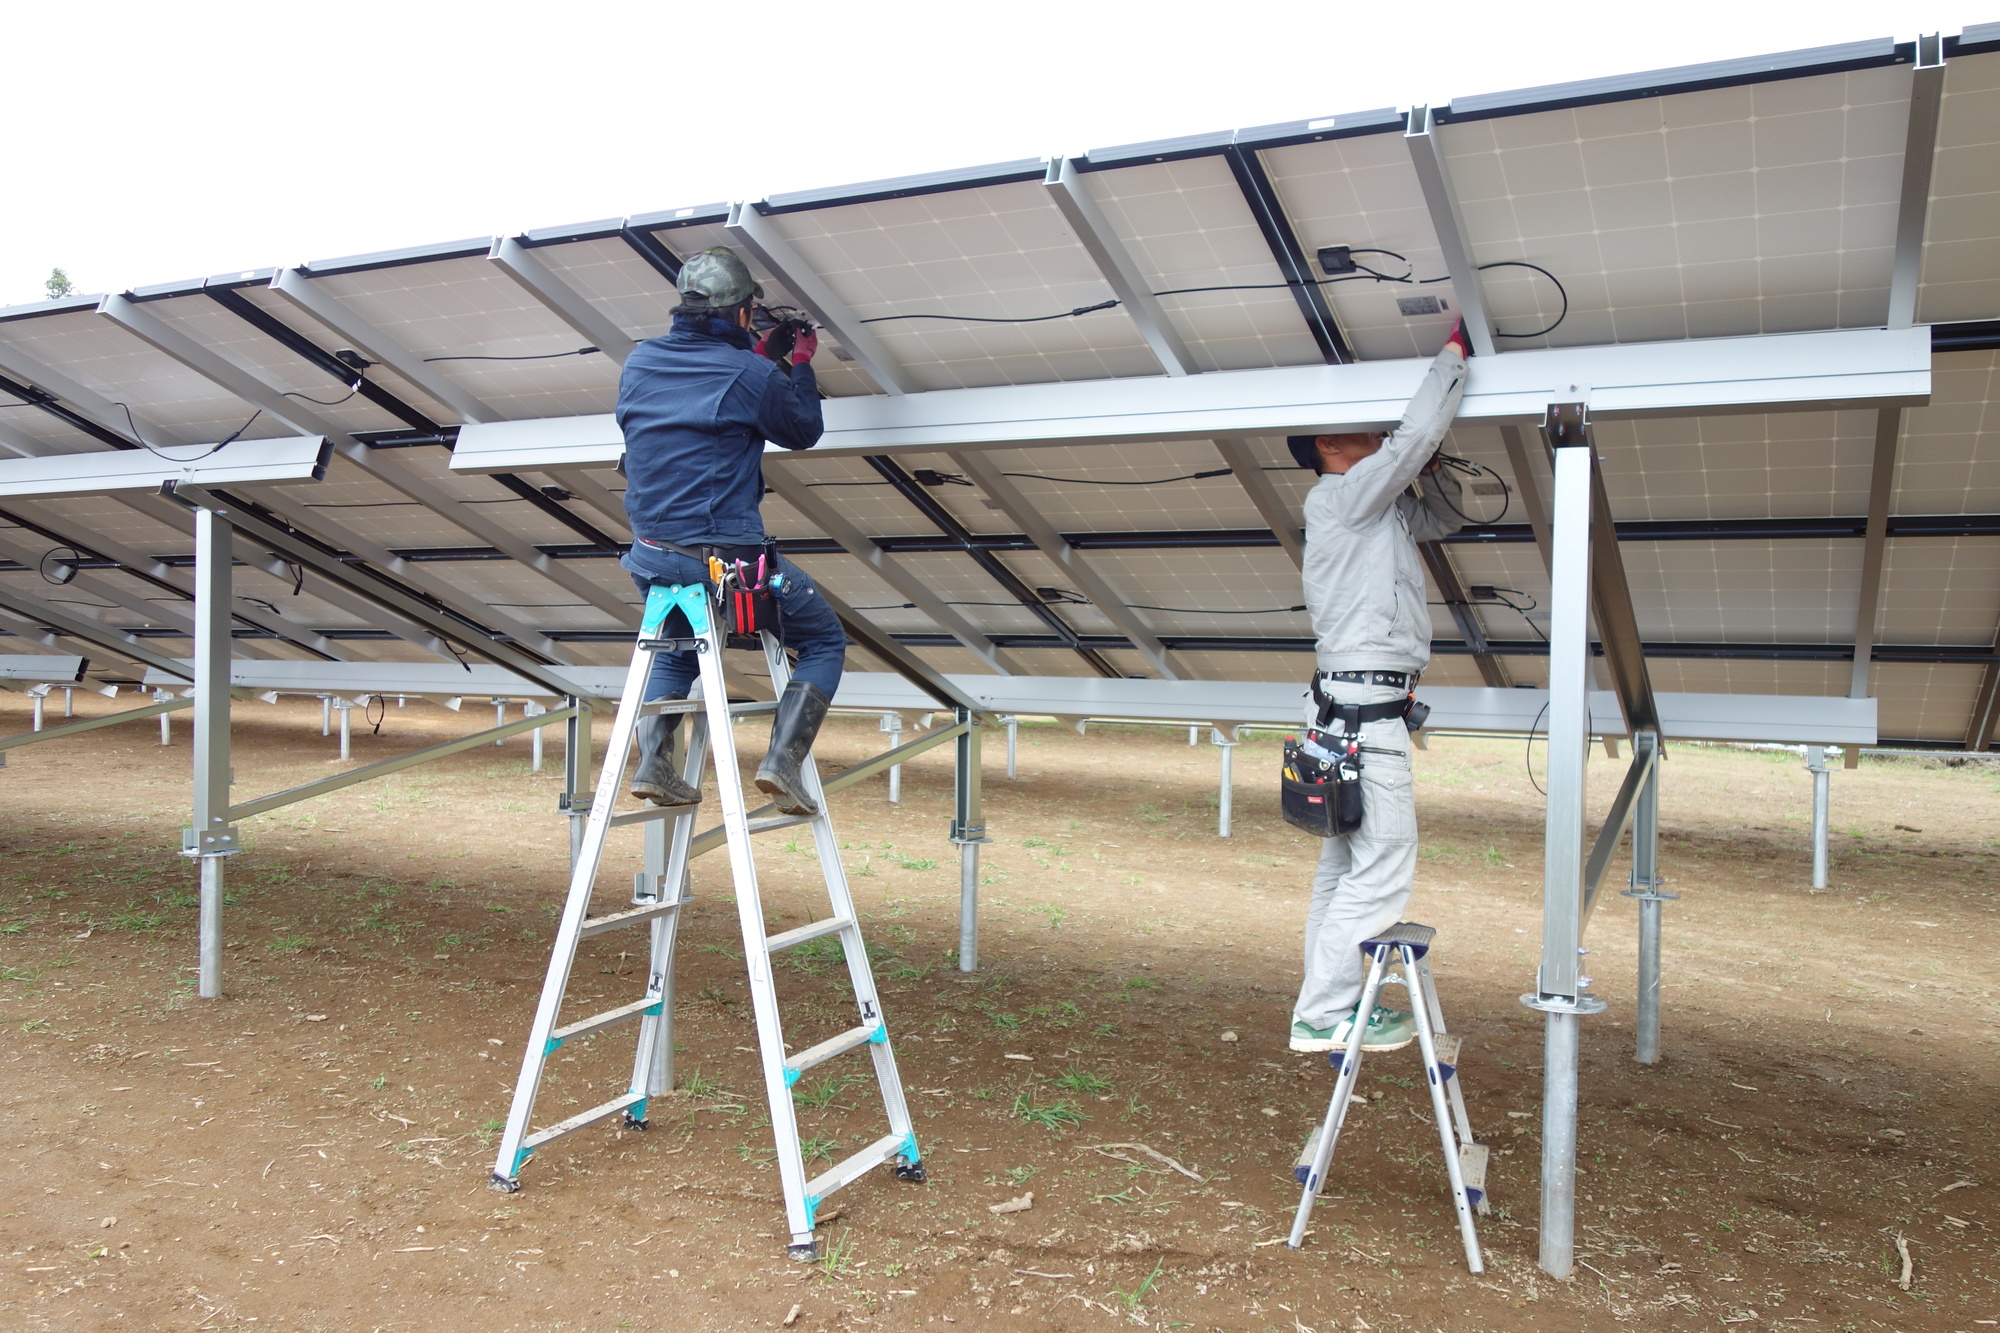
[
  {"left": 490, "top": 579, "right": 924, "bottom": 1259},
  {"left": 1286, "top": 922, "right": 1486, "bottom": 1272}
]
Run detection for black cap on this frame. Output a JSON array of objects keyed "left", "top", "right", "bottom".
[{"left": 1287, "top": 435, "right": 1320, "bottom": 471}]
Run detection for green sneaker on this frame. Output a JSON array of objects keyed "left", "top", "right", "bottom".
[{"left": 1289, "top": 1006, "right": 1417, "bottom": 1054}]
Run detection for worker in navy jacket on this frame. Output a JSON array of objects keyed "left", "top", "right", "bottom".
[{"left": 616, "top": 246, "right": 846, "bottom": 816}]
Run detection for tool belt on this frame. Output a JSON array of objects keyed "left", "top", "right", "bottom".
[
  {"left": 638, "top": 538, "right": 783, "bottom": 643},
  {"left": 1280, "top": 679, "right": 1429, "bottom": 838}
]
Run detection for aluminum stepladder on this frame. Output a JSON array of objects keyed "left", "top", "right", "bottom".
[
  {"left": 1287, "top": 922, "right": 1486, "bottom": 1272},
  {"left": 490, "top": 579, "right": 924, "bottom": 1259}
]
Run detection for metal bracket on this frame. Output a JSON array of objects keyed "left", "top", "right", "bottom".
[
  {"left": 180, "top": 826, "right": 241, "bottom": 856},
  {"left": 1519, "top": 992, "right": 1608, "bottom": 1016}
]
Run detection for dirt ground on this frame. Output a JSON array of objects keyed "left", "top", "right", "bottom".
[{"left": 1, "top": 690, "right": 1996, "bottom": 1333}]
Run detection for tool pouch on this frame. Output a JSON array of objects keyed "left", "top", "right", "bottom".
[
  {"left": 1281, "top": 708, "right": 1366, "bottom": 838},
  {"left": 728, "top": 584, "right": 778, "bottom": 638}
]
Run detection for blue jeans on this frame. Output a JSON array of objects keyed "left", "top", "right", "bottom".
[{"left": 621, "top": 542, "right": 847, "bottom": 702}]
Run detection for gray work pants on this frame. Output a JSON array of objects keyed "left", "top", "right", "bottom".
[{"left": 1294, "top": 683, "right": 1418, "bottom": 1028}]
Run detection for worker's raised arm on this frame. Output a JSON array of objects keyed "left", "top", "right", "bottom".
[
  {"left": 756, "top": 357, "right": 825, "bottom": 452},
  {"left": 1335, "top": 338, "right": 1469, "bottom": 522}
]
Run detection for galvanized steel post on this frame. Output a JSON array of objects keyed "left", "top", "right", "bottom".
[
  {"left": 951, "top": 708, "right": 986, "bottom": 972},
  {"left": 186, "top": 506, "right": 239, "bottom": 1000},
  {"left": 1621, "top": 730, "right": 1674, "bottom": 1065},
  {"left": 1806, "top": 745, "right": 1830, "bottom": 889},
  {"left": 1521, "top": 410, "right": 1607, "bottom": 1280}
]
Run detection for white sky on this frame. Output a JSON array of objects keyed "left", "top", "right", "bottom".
[{"left": 5, "top": 0, "right": 1991, "bottom": 305}]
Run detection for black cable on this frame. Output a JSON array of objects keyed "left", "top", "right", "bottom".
[
  {"left": 279, "top": 381, "right": 363, "bottom": 408},
  {"left": 857, "top": 300, "right": 1120, "bottom": 325},
  {"left": 365, "top": 695, "right": 387, "bottom": 735},
  {"left": 284, "top": 561, "right": 304, "bottom": 597},
  {"left": 1426, "top": 452, "right": 1512, "bottom": 525},
  {"left": 1001, "top": 468, "right": 1232, "bottom": 487},
  {"left": 1130, "top": 603, "right": 1305, "bottom": 615},
  {"left": 1156, "top": 252, "right": 1568, "bottom": 338},
  {"left": 1472, "top": 262, "right": 1568, "bottom": 338},
  {"left": 111, "top": 400, "right": 257, "bottom": 464},
  {"left": 1485, "top": 588, "right": 1548, "bottom": 644},
  {"left": 423, "top": 348, "right": 600, "bottom": 362},
  {"left": 37, "top": 547, "right": 80, "bottom": 586},
  {"left": 1525, "top": 700, "right": 1549, "bottom": 796}
]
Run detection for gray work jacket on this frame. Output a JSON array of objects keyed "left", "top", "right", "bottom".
[{"left": 1301, "top": 344, "right": 1469, "bottom": 676}]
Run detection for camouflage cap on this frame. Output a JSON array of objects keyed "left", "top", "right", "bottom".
[{"left": 676, "top": 246, "right": 762, "bottom": 307}]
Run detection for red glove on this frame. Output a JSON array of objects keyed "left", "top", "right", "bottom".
[
  {"left": 1442, "top": 318, "right": 1472, "bottom": 358},
  {"left": 790, "top": 327, "right": 818, "bottom": 366}
]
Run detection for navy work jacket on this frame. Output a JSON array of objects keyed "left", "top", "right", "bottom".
[{"left": 616, "top": 315, "right": 824, "bottom": 546}]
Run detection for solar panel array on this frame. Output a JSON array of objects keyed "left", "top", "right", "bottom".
[{"left": 1, "top": 30, "right": 1995, "bottom": 746}]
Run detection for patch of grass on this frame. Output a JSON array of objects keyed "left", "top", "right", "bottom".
[
  {"left": 0, "top": 965, "right": 37, "bottom": 983},
  {"left": 787, "top": 936, "right": 844, "bottom": 975},
  {"left": 794, "top": 1074, "right": 858, "bottom": 1111},
  {"left": 1123, "top": 976, "right": 1161, "bottom": 993},
  {"left": 1012, "top": 1091, "right": 1083, "bottom": 1132},
  {"left": 1111, "top": 1258, "right": 1164, "bottom": 1311},
  {"left": 1051, "top": 1064, "right": 1112, "bottom": 1095},
  {"left": 270, "top": 933, "right": 312, "bottom": 954},
  {"left": 1029, "top": 901, "right": 1067, "bottom": 929},
  {"left": 476, "top": 1117, "right": 505, "bottom": 1145},
  {"left": 798, "top": 1136, "right": 840, "bottom": 1164},
  {"left": 976, "top": 1002, "right": 1022, "bottom": 1032},
  {"left": 886, "top": 849, "right": 936, "bottom": 871},
  {"left": 816, "top": 1229, "right": 854, "bottom": 1277},
  {"left": 880, "top": 963, "right": 929, "bottom": 982},
  {"left": 696, "top": 943, "right": 745, "bottom": 961},
  {"left": 108, "top": 908, "right": 164, "bottom": 933}
]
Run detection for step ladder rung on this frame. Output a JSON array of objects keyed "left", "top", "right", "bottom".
[
  {"left": 804, "top": 1132, "right": 908, "bottom": 1203},
  {"left": 580, "top": 897, "right": 688, "bottom": 939},
  {"left": 522, "top": 1089, "right": 647, "bottom": 1153},
  {"left": 551, "top": 995, "right": 662, "bottom": 1047},
  {"left": 1459, "top": 1142, "right": 1490, "bottom": 1213},
  {"left": 608, "top": 804, "right": 700, "bottom": 829},
  {"left": 642, "top": 698, "right": 778, "bottom": 718},
  {"left": 765, "top": 916, "right": 854, "bottom": 954},
  {"left": 786, "top": 1022, "right": 882, "bottom": 1078},
  {"left": 747, "top": 813, "right": 814, "bottom": 836}
]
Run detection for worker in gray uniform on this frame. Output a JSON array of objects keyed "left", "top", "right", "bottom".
[{"left": 1285, "top": 322, "right": 1471, "bottom": 1054}]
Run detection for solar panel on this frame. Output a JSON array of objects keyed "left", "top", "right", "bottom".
[{"left": 0, "top": 31, "right": 1986, "bottom": 749}]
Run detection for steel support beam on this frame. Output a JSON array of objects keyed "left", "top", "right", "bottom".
[
  {"left": 951, "top": 450, "right": 1188, "bottom": 679},
  {"left": 449, "top": 327, "right": 1931, "bottom": 469},
  {"left": 1221, "top": 144, "right": 1354, "bottom": 364},
  {"left": 1500, "top": 424, "right": 1554, "bottom": 571},
  {"left": 268, "top": 267, "right": 499, "bottom": 422},
  {"left": 188, "top": 506, "right": 236, "bottom": 998},
  {"left": 1850, "top": 409, "right": 1902, "bottom": 700},
  {"left": 96, "top": 295, "right": 638, "bottom": 631},
  {"left": 1212, "top": 438, "right": 1305, "bottom": 568},
  {"left": 487, "top": 237, "right": 636, "bottom": 364},
  {"left": 166, "top": 485, "right": 615, "bottom": 712},
  {"left": 863, "top": 455, "right": 1119, "bottom": 678},
  {"left": 1419, "top": 540, "right": 1510, "bottom": 686},
  {"left": 724, "top": 203, "right": 917, "bottom": 395},
  {"left": 1043, "top": 156, "right": 1197, "bottom": 377},
  {"left": 1966, "top": 643, "right": 2000, "bottom": 752},
  {"left": 0, "top": 504, "right": 328, "bottom": 659},
  {"left": 0, "top": 696, "right": 190, "bottom": 754},
  {"left": 1406, "top": 106, "right": 1497, "bottom": 358},
  {"left": 811, "top": 584, "right": 985, "bottom": 717},
  {"left": 1888, "top": 34, "right": 1947, "bottom": 329},
  {"left": 1544, "top": 405, "right": 1659, "bottom": 734},
  {"left": 0, "top": 580, "right": 194, "bottom": 679},
  {"left": 762, "top": 469, "right": 1025, "bottom": 675},
  {"left": 1523, "top": 434, "right": 1606, "bottom": 1282}
]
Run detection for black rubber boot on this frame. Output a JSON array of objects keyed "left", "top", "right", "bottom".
[
  {"left": 630, "top": 708, "right": 700, "bottom": 807},
  {"left": 755, "top": 681, "right": 831, "bottom": 816}
]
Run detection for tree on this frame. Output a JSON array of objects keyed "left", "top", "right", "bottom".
[{"left": 45, "top": 268, "right": 75, "bottom": 301}]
